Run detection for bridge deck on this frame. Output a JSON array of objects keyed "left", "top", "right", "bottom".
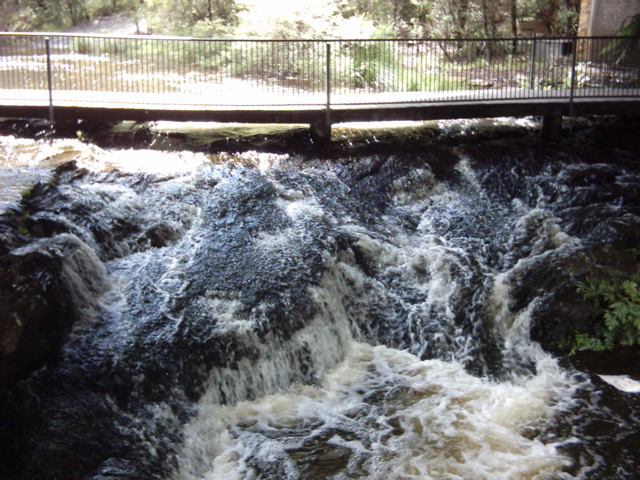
[
  {"left": 2, "top": 33, "right": 639, "bottom": 130},
  {"left": 1, "top": 87, "right": 639, "bottom": 125}
]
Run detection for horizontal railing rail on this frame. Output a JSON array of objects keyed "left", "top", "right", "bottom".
[{"left": 0, "top": 33, "right": 638, "bottom": 111}]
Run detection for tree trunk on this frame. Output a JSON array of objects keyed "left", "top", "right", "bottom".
[
  {"left": 481, "top": 0, "right": 490, "bottom": 37},
  {"left": 510, "top": 0, "right": 518, "bottom": 53}
]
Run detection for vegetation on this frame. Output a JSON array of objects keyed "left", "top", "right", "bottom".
[
  {"left": 0, "top": 0, "right": 599, "bottom": 97},
  {"left": 142, "top": 0, "right": 241, "bottom": 37},
  {"left": 563, "top": 271, "right": 640, "bottom": 355},
  {"left": 0, "top": 0, "right": 142, "bottom": 31},
  {"left": 599, "top": 14, "right": 640, "bottom": 66},
  {"left": 1, "top": 0, "right": 581, "bottom": 38}
]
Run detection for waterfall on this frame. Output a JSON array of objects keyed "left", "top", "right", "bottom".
[{"left": 1, "top": 119, "right": 640, "bottom": 479}]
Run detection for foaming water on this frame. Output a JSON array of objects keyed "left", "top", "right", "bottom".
[
  {"left": 2, "top": 122, "right": 640, "bottom": 479},
  {"left": 175, "top": 342, "right": 576, "bottom": 480},
  {"left": 0, "top": 133, "right": 287, "bottom": 178},
  {"left": 168, "top": 152, "right": 586, "bottom": 478}
]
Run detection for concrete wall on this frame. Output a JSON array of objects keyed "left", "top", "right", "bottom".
[
  {"left": 577, "top": 0, "right": 594, "bottom": 37},
  {"left": 579, "top": 0, "right": 640, "bottom": 36}
]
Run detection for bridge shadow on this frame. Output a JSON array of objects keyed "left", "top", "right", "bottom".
[{"left": 4, "top": 115, "right": 638, "bottom": 161}]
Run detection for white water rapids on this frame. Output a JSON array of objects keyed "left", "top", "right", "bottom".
[
  {"left": 172, "top": 196, "right": 582, "bottom": 480},
  {"left": 1, "top": 119, "right": 638, "bottom": 480},
  {"left": 177, "top": 348, "right": 579, "bottom": 480}
]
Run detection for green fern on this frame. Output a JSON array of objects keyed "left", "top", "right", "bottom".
[{"left": 565, "top": 272, "right": 640, "bottom": 354}]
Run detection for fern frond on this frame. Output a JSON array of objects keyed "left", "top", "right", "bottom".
[{"left": 604, "top": 310, "right": 619, "bottom": 331}]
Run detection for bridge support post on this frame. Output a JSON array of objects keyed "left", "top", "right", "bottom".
[
  {"left": 541, "top": 115, "right": 563, "bottom": 141},
  {"left": 53, "top": 117, "right": 79, "bottom": 138},
  {"left": 310, "top": 42, "right": 333, "bottom": 145},
  {"left": 310, "top": 123, "right": 332, "bottom": 144}
]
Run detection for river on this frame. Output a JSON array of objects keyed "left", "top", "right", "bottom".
[{"left": 1, "top": 117, "right": 639, "bottom": 479}]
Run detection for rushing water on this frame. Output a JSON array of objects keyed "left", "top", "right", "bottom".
[{"left": 1, "top": 118, "right": 640, "bottom": 479}]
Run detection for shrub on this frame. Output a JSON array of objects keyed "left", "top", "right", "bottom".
[{"left": 563, "top": 272, "right": 640, "bottom": 354}]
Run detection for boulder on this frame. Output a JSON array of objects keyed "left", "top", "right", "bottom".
[{"left": 0, "top": 233, "right": 108, "bottom": 389}]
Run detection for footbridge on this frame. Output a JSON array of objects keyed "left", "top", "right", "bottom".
[{"left": 1, "top": 33, "right": 639, "bottom": 139}]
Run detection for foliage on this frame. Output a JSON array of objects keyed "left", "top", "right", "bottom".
[
  {"left": 562, "top": 272, "right": 640, "bottom": 354},
  {"left": 235, "top": 0, "right": 348, "bottom": 39},
  {"left": 333, "top": 41, "right": 469, "bottom": 91},
  {"left": 346, "top": 42, "right": 401, "bottom": 89},
  {"left": 4, "top": 0, "right": 582, "bottom": 39},
  {"left": 143, "top": 0, "right": 241, "bottom": 36},
  {"left": 337, "top": 0, "right": 579, "bottom": 39},
  {"left": 618, "top": 14, "right": 640, "bottom": 37},
  {"left": 0, "top": 0, "right": 141, "bottom": 31},
  {"left": 598, "top": 15, "right": 640, "bottom": 66},
  {"left": 518, "top": 0, "right": 579, "bottom": 36}
]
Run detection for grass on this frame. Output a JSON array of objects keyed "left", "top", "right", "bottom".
[{"left": 68, "top": 38, "right": 482, "bottom": 93}]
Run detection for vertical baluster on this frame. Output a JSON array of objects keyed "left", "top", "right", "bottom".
[
  {"left": 159, "top": 38, "right": 165, "bottom": 95},
  {"left": 569, "top": 35, "right": 578, "bottom": 115},
  {"left": 144, "top": 37, "right": 150, "bottom": 101},
  {"left": 529, "top": 34, "right": 537, "bottom": 94},
  {"left": 326, "top": 42, "right": 331, "bottom": 125},
  {"left": 90, "top": 35, "right": 96, "bottom": 95},
  {"left": 127, "top": 36, "right": 132, "bottom": 96},
  {"left": 45, "top": 37, "right": 54, "bottom": 123},
  {"left": 118, "top": 37, "right": 124, "bottom": 95},
  {"left": 0, "top": 36, "right": 6, "bottom": 91}
]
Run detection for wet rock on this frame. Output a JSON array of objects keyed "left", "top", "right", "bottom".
[
  {"left": 0, "top": 164, "right": 357, "bottom": 480},
  {"left": 508, "top": 244, "right": 638, "bottom": 354},
  {"left": 551, "top": 365, "right": 640, "bottom": 479},
  {"left": 77, "top": 118, "right": 119, "bottom": 135},
  {"left": 0, "top": 233, "right": 108, "bottom": 389},
  {"left": 2, "top": 382, "right": 174, "bottom": 480},
  {"left": 79, "top": 121, "right": 154, "bottom": 149},
  {"left": 1, "top": 121, "right": 640, "bottom": 479},
  {"left": 0, "top": 118, "right": 53, "bottom": 139},
  {"left": 569, "top": 346, "right": 640, "bottom": 379},
  {"left": 19, "top": 163, "right": 192, "bottom": 260}
]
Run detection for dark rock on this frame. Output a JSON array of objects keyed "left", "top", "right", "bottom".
[
  {"left": 568, "top": 346, "right": 640, "bottom": 379},
  {"left": 0, "top": 164, "right": 353, "bottom": 480},
  {"left": 510, "top": 244, "right": 639, "bottom": 354},
  {"left": 0, "top": 234, "right": 108, "bottom": 389}
]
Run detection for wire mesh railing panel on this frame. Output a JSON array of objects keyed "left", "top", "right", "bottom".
[
  {"left": 573, "top": 36, "right": 640, "bottom": 97},
  {"left": 328, "top": 38, "right": 602, "bottom": 104},
  {"left": 0, "top": 34, "right": 50, "bottom": 99},
  {"left": 0, "top": 34, "right": 638, "bottom": 108}
]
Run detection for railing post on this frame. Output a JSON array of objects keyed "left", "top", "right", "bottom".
[
  {"left": 325, "top": 42, "right": 331, "bottom": 126},
  {"left": 529, "top": 33, "right": 537, "bottom": 90},
  {"left": 568, "top": 36, "right": 578, "bottom": 116},
  {"left": 45, "top": 37, "right": 54, "bottom": 123},
  {"left": 311, "top": 42, "right": 332, "bottom": 143}
]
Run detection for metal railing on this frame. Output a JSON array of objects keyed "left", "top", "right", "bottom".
[{"left": 0, "top": 33, "right": 638, "bottom": 109}]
